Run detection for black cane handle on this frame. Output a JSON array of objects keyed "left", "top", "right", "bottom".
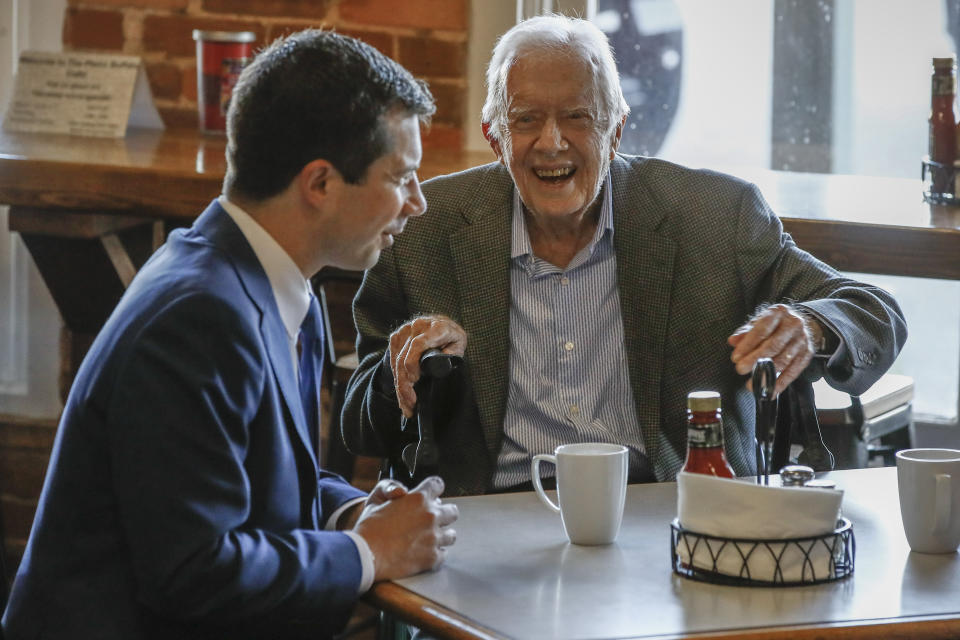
[
  {"left": 401, "top": 349, "right": 462, "bottom": 479},
  {"left": 752, "top": 358, "right": 777, "bottom": 483}
]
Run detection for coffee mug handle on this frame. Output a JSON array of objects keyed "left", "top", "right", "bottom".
[
  {"left": 933, "top": 473, "right": 952, "bottom": 533},
  {"left": 531, "top": 454, "right": 560, "bottom": 513}
]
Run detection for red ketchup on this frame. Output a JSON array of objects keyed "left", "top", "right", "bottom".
[{"left": 682, "top": 391, "right": 735, "bottom": 478}]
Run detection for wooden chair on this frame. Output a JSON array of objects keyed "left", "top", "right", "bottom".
[{"left": 312, "top": 268, "right": 364, "bottom": 482}]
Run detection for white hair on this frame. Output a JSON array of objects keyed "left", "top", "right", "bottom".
[{"left": 481, "top": 14, "right": 630, "bottom": 144}]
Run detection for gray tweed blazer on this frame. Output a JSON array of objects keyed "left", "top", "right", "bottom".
[{"left": 342, "top": 154, "right": 906, "bottom": 496}]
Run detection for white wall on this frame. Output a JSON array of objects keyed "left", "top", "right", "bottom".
[{"left": 0, "top": 0, "right": 66, "bottom": 418}]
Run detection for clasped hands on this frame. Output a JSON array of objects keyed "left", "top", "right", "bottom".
[{"left": 348, "top": 476, "right": 458, "bottom": 582}]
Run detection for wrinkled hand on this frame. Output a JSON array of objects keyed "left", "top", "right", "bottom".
[
  {"left": 389, "top": 315, "right": 467, "bottom": 418},
  {"left": 727, "top": 304, "right": 821, "bottom": 396},
  {"left": 353, "top": 476, "right": 459, "bottom": 582}
]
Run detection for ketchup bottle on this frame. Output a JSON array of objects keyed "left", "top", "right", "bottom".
[
  {"left": 682, "top": 391, "right": 735, "bottom": 478},
  {"left": 930, "top": 56, "right": 957, "bottom": 166}
]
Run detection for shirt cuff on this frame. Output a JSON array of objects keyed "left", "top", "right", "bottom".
[
  {"left": 324, "top": 496, "right": 366, "bottom": 531},
  {"left": 797, "top": 306, "right": 843, "bottom": 359},
  {"left": 343, "top": 530, "right": 376, "bottom": 594}
]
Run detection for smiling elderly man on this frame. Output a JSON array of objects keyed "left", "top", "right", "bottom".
[{"left": 342, "top": 15, "right": 906, "bottom": 496}]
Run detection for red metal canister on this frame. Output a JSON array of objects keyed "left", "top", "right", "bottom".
[{"left": 192, "top": 30, "right": 256, "bottom": 134}]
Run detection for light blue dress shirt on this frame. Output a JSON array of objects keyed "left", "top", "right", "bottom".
[{"left": 493, "top": 175, "right": 647, "bottom": 490}]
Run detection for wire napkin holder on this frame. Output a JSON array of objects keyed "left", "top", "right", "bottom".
[
  {"left": 670, "top": 517, "right": 854, "bottom": 586},
  {"left": 671, "top": 359, "right": 854, "bottom": 586}
]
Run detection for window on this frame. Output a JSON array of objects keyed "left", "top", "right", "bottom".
[{"left": 595, "top": 0, "right": 958, "bottom": 425}]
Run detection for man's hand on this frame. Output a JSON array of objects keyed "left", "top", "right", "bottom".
[
  {"left": 389, "top": 315, "right": 467, "bottom": 418},
  {"left": 336, "top": 480, "right": 408, "bottom": 530},
  {"left": 353, "top": 476, "right": 459, "bottom": 582},
  {"left": 727, "top": 304, "right": 821, "bottom": 396}
]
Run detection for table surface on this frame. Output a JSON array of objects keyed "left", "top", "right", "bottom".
[{"left": 367, "top": 467, "right": 960, "bottom": 640}]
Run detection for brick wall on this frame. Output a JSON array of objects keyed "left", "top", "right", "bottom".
[{"left": 62, "top": 0, "right": 469, "bottom": 148}]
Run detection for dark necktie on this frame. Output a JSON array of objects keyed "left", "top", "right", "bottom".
[{"left": 298, "top": 294, "right": 324, "bottom": 456}]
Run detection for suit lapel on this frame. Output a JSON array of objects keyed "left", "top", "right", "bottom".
[
  {"left": 448, "top": 165, "right": 514, "bottom": 459},
  {"left": 610, "top": 157, "right": 677, "bottom": 479},
  {"left": 194, "top": 202, "right": 319, "bottom": 474}
]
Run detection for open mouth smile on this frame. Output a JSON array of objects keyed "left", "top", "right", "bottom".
[{"left": 534, "top": 166, "right": 575, "bottom": 183}]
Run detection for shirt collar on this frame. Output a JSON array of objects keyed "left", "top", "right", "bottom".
[
  {"left": 219, "top": 195, "right": 311, "bottom": 342},
  {"left": 510, "top": 172, "right": 615, "bottom": 261}
]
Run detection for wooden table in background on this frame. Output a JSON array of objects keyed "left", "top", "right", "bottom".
[
  {"left": 0, "top": 128, "right": 493, "bottom": 395},
  {"left": 2, "top": 127, "right": 959, "bottom": 389}
]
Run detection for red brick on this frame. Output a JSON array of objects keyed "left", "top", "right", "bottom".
[
  {"left": 339, "top": 0, "right": 467, "bottom": 31},
  {"left": 145, "top": 62, "right": 183, "bottom": 100},
  {"left": 62, "top": 8, "right": 125, "bottom": 51},
  {"left": 398, "top": 36, "right": 464, "bottom": 78},
  {"left": 421, "top": 124, "right": 462, "bottom": 150},
  {"left": 182, "top": 62, "right": 198, "bottom": 102},
  {"left": 68, "top": 0, "right": 189, "bottom": 8},
  {"left": 203, "top": 0, "right": 334, "bottom": 18},
  {"left": 158, "top": 105, "right": 199, "bottom": 130},
  {"left": 143, "top": 15, "right": 265, "bottom": 57},
  {"left": 337, "top": 29, "right": 393, "bottom": 57},
  {"left": 427, "top": 83, "right": 464, "bottom": 127}
]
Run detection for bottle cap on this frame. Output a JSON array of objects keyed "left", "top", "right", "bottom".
[
  {"left": 192, "top": 30, "right": 257, "bottom": 43},
  {"left": 687, "top": 390, "right": 721, "bottom": 412},
  {"left": 933, "top": 56, "right": 956, "bottom": 69},
  {"left": 779, "top": 464, "right": 815, "bottom": 486}
]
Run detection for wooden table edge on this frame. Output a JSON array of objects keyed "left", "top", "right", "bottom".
[
  {"left": 366, "top": 580, "right": 960, "bottom": 640},
  {"left": 365, "top": 581, "right": 508, "bottom": 640}
]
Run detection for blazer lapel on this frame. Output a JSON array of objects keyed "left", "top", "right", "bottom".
[
  {"left": 194, "top": 201, "right": 319, "bottom": 474},
  {"left": 610, "top": 157, "right": 677, "bottom": 479},
  {"left": 448, "top": 164, "right": 514, "bottom": 460}
]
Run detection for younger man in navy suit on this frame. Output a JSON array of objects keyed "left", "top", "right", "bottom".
[{"left": 3, "top": 29, "right": 457, "bottom": 639}]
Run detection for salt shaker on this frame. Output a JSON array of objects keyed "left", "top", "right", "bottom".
[{"left": 780, "top": 464, "right": 815, "bottom": 487}]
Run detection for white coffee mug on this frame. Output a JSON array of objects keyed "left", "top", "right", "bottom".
[
  {"left": 531, "top": 443, "right": 628, "bottom": 545},
  {"left": 896, "top": 448, "right": 960, "bottom": 554}
]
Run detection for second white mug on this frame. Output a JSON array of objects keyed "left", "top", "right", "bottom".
[
  {"left": 897, "top": 448, "right": 960, "bottom": 554},
  {"left": 531, "top": 443, "right": 628, "bottom": 545}
]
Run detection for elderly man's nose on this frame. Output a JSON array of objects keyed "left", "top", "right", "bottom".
[{"left": 535, "top": 118, "right": 566, "bottom": 150}]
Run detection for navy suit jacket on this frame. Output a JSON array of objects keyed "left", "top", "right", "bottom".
[{"left": 3, "top": 201, "right": 366, "bottom": 639}]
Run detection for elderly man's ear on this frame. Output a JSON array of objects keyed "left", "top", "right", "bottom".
[
  {"left": 610, "top": 116, "right": 626, "bottom": 160},
  {"left": 485, "top": 123, "right": 505, "bottom": 165}
]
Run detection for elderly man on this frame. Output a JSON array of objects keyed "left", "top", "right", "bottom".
[
  {"left": 342, "top": 15, "right": 906, "bottom": 497},
  {"left": 4, "top": 30, "right": 457, "bottom": 640}
]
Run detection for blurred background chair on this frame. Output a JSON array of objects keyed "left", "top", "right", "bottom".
[
  {"left": 312, "top": 268, "right": 365, "bottom": 484},
  {"left": 813, "top": 373, "right": 915, "bottom": 469}
]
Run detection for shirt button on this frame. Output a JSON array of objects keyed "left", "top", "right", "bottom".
[
  {"left": 564, "top": 341, "right": 574, "bottom": 351},
  {"left": 569, "top": 404, "right": 580, "bottom": 415},
  {"left": 560, "top": 276, "right": 570, "bottom": 285}
]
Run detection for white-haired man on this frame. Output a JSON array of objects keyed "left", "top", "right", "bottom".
[{"left": 342, "top": 15, "right": 906, "bottom": 496}]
